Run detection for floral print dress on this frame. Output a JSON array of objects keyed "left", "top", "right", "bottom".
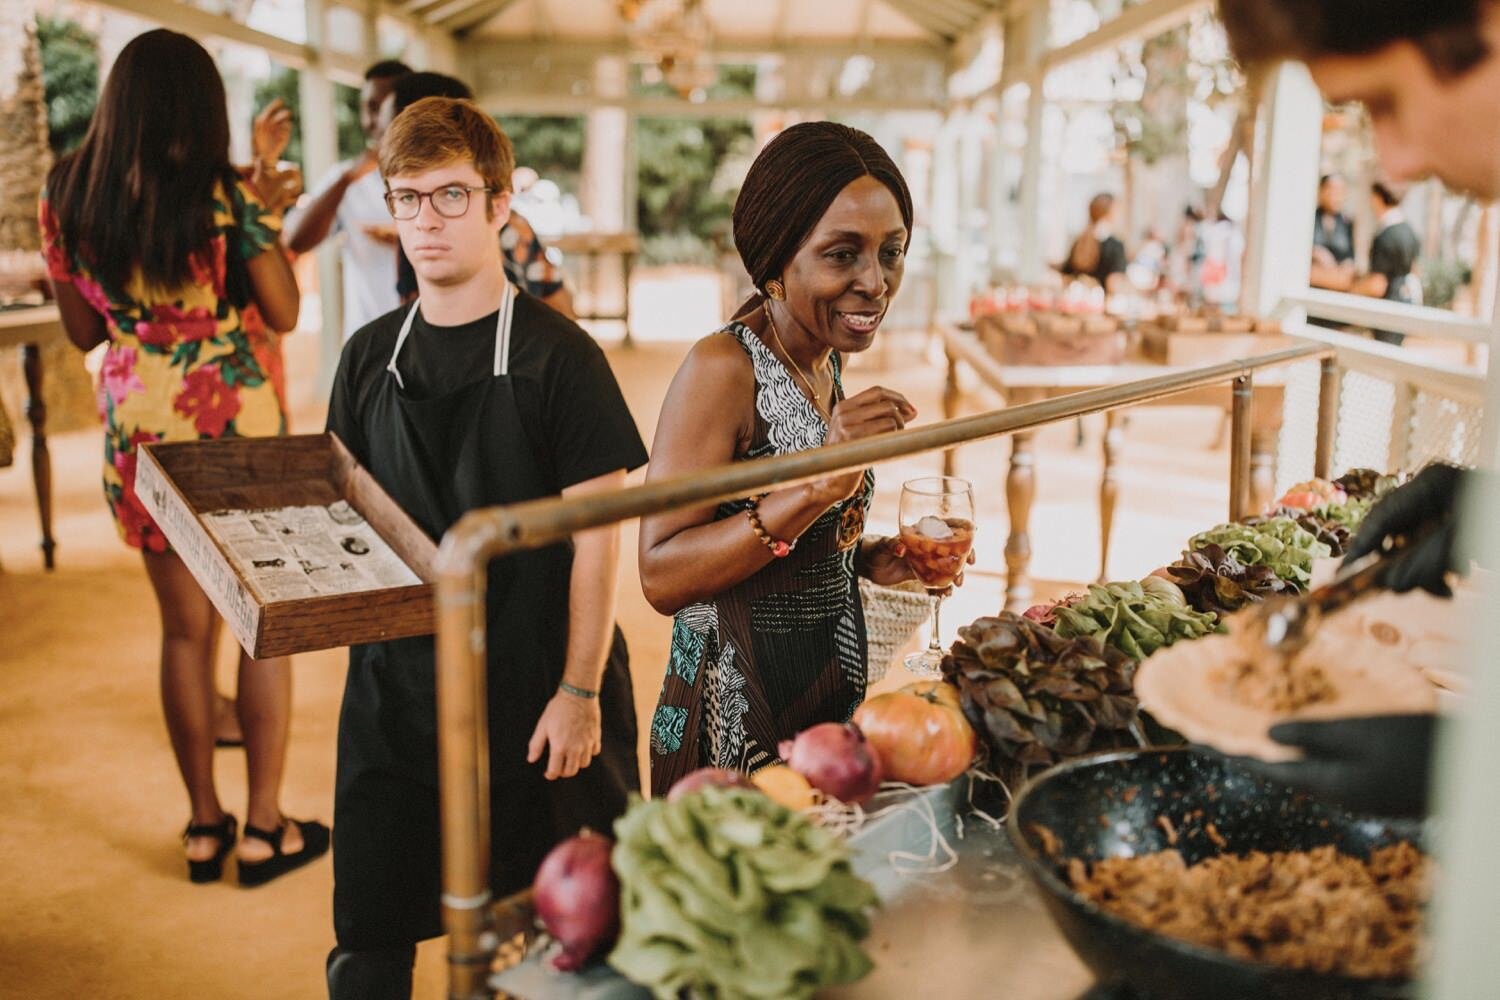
[{"left": 39, "top": 179, "right": 287, "bottom": 552}]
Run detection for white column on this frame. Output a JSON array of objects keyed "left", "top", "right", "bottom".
[
  {"left": 986, "top": 101, "right": 1008, "bottom": 275},
  {"left": 1016, "top": 4, "right": 1050, "bottom": 284},
  {"left": 581, "top": 56, "right": 630, "bottom": 233},
  {"left": 929, "top": 113, "right": 963, "bottom": 320},
  {"left": 956, "top": 110, "right": 984, "bottom": 301},
  {"left": 1240, "top": 63, "right": 1320, "bottom": 317},
  {"left": 300, "top": 0, "right": 343, "bottom": 396}
]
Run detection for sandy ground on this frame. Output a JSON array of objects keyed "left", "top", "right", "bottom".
[{"left": 0, "top": 273, "right": 1235, "bottom": 999}]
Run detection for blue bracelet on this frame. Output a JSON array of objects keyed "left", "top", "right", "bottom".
[{"left": 559, "top": 681, "right": 598, "bottom": 700}]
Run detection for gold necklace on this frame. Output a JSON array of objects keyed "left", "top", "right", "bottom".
[{"left": 762, "top": 301, "right": 831, "bottom": 422}]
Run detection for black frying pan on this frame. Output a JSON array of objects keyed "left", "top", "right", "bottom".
[{"left": 1006, "top": 747, "right": 1426, "bottom": 1000}]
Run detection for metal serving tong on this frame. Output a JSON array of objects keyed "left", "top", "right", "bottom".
[{"left": 1249, "top": 548, "right": 1392, "bottom": 663}]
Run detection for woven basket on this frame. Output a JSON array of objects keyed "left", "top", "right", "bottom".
[{"left": 859, "top": 578, "right": 934, "bottom": 684}]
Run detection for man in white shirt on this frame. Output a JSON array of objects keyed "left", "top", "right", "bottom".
[{"left": 283, "top": 60, "right": 412, "bottom": 341}]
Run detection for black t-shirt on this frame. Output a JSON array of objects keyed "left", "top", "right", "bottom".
[
  {"left": 327, "top": 289, "right": 648, "bottom": 495},
  {"left": 1369, "top": 220, "right": 1421, "bottom": 302},
  {"left": 1313, "top": 209, "right": 1355, "bottom": 264},
  {"left": 1062, "top": 234, "right": 1128, "bottom": 285}
]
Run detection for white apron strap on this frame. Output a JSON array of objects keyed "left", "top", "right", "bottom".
[
  {"left": 493, "top": 282, "right": 515, "bottom": 377},
  {"left": 385, "top": 301, "right": 422, "bottom": 391},
  {"left": 386, "top": 284, "right": 515, "bottom": 388}
]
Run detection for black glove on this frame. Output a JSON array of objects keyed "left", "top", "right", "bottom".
[
  {"left": 1342, "top": 463, "right": 1468, "bottom": 597},
  {"left": 1229, "top": 714, "right": 1438, "bottom": 816}
]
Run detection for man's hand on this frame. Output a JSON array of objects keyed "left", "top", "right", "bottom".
[
  {"left": 860, "top": 535, "right": 975, "bottom": 594},
  {"left": 251, "top": 98, "right": 294, "bottom": 165},
  {"left": 526, "top": 690, "right": 603, "bottom": 780},
  {"left": 1343, "top": 463, "right": 1469, "bottom": 596},
  {"left": 1227, "top": 714, "right": 1438, "bottom": 816}
]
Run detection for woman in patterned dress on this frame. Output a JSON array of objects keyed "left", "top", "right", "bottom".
[
  {"left": 640, "top": 122, "right": 936, "bottom": 796},
  {"left": 41, "top": 30, "right": 327, "bottom": 884}
]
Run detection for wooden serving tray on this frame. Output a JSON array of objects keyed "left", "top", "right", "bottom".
[
  {"left": 136, "top": 433, "right": 436, "bottom": 659},
  {"left": 976, "top": 312, "right": 1126, "bottom": 366}
]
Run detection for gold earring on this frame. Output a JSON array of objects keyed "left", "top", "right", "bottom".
[{"left": 765, "top": 279, "right": 786, "bottom": 301}]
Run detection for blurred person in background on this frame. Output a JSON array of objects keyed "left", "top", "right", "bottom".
[
  {"left": 1310, "top": 172, "right": 1357, "bottom": 289},
  {"left": 40, "top": 28, "right": 327, "bottom": 886},
  {"left": 282, "top": 59, "right": 412, "bottom": 341},
  {"left": 1166, "top": 204, "right": 1206, "bottom": 303},
  {"left": 1059, "top": 192, "right": 1129, "bottom": 294},
  {"left": 1362, "top": 180, "right": 1423, "bottom": 344}
]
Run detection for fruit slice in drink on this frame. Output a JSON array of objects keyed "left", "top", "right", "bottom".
[{"left": 898, "top": 516, "right": 975, "bottom": 592}]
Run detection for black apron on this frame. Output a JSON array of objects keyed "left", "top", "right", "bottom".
[{"left": 332, "top": 288, "right": 639, "bottom": 950}]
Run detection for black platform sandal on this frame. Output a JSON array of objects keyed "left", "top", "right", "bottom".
[
  {"left": 237, "top": 817, "right": 331, "bottom": 888},
  {"left": 184, "top": 813, "right": 238, "bottom": 884}
]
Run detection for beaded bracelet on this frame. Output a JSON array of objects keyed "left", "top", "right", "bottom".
[
  {"left": 746, "top": 496, "right": 796, "bottom": 558},
  {"left": 558, "top": 681, "right": 598, "bottom": 700}
]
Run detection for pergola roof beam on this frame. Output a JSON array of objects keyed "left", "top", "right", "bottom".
[
  {"left": 445, "top": 0, "right": 524, "bottom": 34},
  {"left": 471, "top": 93, "right": 947, "bottom": 115},
  {"left": 462, "top": 35, "right": 946, "bottom": 62},
  {"left": 83, "top": 0, "right": 369, "bottom": 85},
  {"left": 1041, "top": 0, "right": 1211, "bottom": 70},
  {"left": 422, "top": 0, "right": 493, "bottom": 26},
  {"left": 923, "top": 0, "right": 992, "bottom": 22},
  {"left": 882, "top": 0, "right": 969, "bottom": 39}
]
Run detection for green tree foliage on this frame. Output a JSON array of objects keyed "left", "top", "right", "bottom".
[
  {"left": 252, "top": 68, "right": 366, "bottom": 171},
  {"left": 496, "top": 115, "right": 584, "bottom": 195},
  {"left": 36, "top": 17, "right": 99, "bottom": 156},
  {"left": 633, "top": 64, "right": 757, "bottom": 264}
]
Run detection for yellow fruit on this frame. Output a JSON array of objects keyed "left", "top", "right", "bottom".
[{"left": 751, "top": 765, "right": 817, "bottom": 811}]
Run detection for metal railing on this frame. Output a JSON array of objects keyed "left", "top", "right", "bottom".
[
  {"left": 1280, "top": 288, "right": 1495, "bottom": 345},
  {"left": 431, "top": 341, "right": 1331, "bottom": 999},
  {"left": 1274, "top": 324, "right": 1488, "bottom": 485}
]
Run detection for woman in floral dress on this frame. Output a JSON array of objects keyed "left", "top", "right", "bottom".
[{"left": 41, "top": 29, "right": 327, "bottom": 885}]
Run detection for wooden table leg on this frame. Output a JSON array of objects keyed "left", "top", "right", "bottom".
[
  {"left": 1249, "top": 386, "right": 1285, "bottom": 519},
  {"left": 21, "top": 343, "right": 55, "bottom": 570},
  {"left": 1004, "top": 430, "right": 1035, "bottom": 612},
  {"left": 1250, "top": 424, "right": 1278, "bottom": 518},
  {"left": 1099, "top": 409, "right": 1124, "bottom": 583},
  {"left": 620, "top": 251, "right": 635, "bottom": 349},
  {"left": 942, "top": 347, "right": 959, "bottom": 477}
]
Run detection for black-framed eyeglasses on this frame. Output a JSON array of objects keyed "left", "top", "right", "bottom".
[{"left": 383, "top": 184, "right": 493, "bottom": 220}]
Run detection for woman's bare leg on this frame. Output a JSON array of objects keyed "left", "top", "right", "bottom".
[
  {"left": 142, "top": 550, "right": 225, "bottom": 862},
  {"left": 235, "top": 650, "right": 303, "bottom": 861}
]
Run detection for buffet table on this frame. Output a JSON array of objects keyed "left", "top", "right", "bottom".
[
  {"left": 940, "top": 325, "right": 1289, "bottom": 611},
  {"left": 490, "top": 779, "right": 1095, "bottom": 999},
  {"left": 0, "top": 303, "right": 64, "bottom": 569}
]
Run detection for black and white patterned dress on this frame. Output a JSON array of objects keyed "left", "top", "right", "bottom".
[{"left": 648, "top": 322, "right": 873, "bottom": 796}]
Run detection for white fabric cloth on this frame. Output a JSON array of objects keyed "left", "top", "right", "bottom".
[{"left": 290, "top": 162, "right": 401, "bottom": 342}]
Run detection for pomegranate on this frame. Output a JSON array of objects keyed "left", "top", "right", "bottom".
[
  {"left": 533, "top": 830, "right": 620, "bottom": 971},
  {"left": 778, "top": 722, "right": 883, "bottom": 805}
]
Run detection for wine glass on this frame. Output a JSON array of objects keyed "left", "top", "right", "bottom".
[{"left": 898, "top": 476, "right": 976, "bottom": 676}]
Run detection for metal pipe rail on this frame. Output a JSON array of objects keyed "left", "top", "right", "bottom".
[{"left": 432, "top": 341, "right": 1331, "bottom": 999}]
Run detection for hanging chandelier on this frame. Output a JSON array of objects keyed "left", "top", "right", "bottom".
[{"left": 618, "top": 0, "right": 717, "bottom": 99}]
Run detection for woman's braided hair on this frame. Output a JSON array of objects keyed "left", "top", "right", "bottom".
[{"left": 732, "top": 122, "right": 913, "bottom": 295}]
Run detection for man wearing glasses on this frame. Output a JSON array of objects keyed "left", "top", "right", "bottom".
[{"left": 323, "top": 97, "right": 646, "bottom": 999}]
